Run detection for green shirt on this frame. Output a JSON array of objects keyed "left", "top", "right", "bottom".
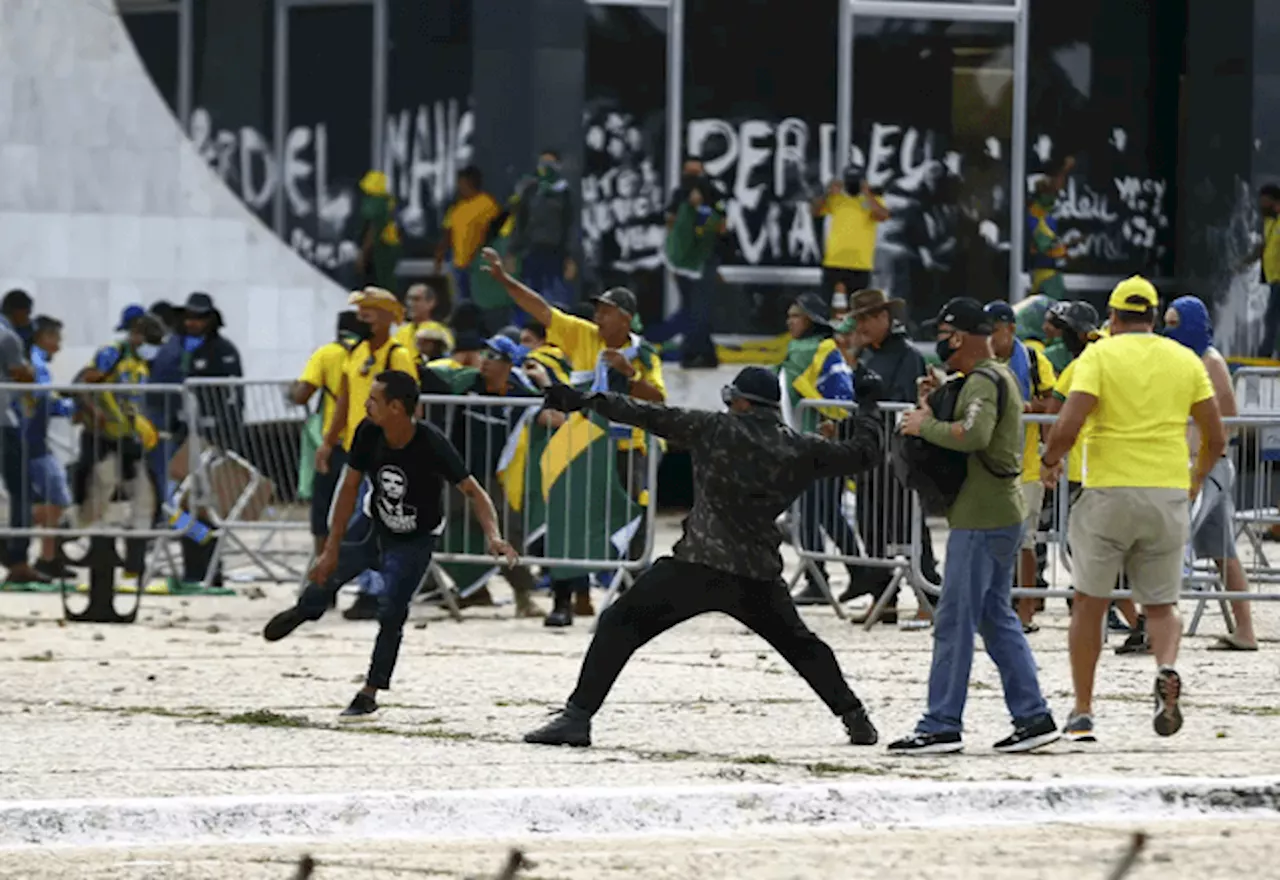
[
  {"left": 1042, "top": 339, "right": 1072, "bottom": 373},
  {"left": 918, "top": 359, "right": 1025, "bottom": 529},
  {"left": 665, "top": 201, "right": 723, "bottom": 276}
]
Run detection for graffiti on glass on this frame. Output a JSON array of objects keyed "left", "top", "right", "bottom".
[{"left": 582, "top": 109, "right": 667, "bottom": 273}]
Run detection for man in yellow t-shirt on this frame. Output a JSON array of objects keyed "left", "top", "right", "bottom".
[
  {"left": 812, "top": 168, "right": 890, "bottom": 297},
  {"left": 395, "top": 283, "right": 454, "bottom": 356},
  {"left": 1253, "top": 184, "right": 1280, "bottom": 357},
  {"left": 478, "top": 247, "right": 665, "bottom": 625},
  {"left": 435, "top": 166, "right": 501, "bottom": 304},
  {"left": 292, "top": 311, "right": 362, "bottom": 553},
  {"left": 1041, "top": 276, "right": 1226, "bottom": 744},
  {"left": 317, "top": 287, "right": 421, "bottom": 620}
]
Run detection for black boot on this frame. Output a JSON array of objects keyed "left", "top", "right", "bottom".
[
  {"left": 842, "top": 703, "right": 879, "bottom": 746},
  {"left": 791, "top": 577, "right": 828, "bottom": 606},
  {"left": 544, "top": 580, "right": 573, "bottom": 628},
  {"left": 343, "top": 593, "right": 379, "bottom": 620},
  {"left": 524, "top": 703, "right": 592, "bottom": 747}
]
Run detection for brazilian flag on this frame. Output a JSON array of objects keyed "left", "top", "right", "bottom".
[{"left": 540, "top": 411, "right": 644, "bottom": 579}]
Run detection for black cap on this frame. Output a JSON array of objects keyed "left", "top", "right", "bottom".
[
  {"left": 723, "top": 366, "right": 781, "bottom": 409},
  {"left": 1050, "top": 300, "right": 1100, "bottom": 336},
  {"left": 590, "top": 287, "right": 638, "bottom": 316},
  {"left": 794, "top": 292, "right": 831, "bottom": 327},
  {"left": 183, "top": 291, "right": 217, "bottom": 314},
  {"left": 453, "top": 330, "right": 486, "bottom": 353},
  {"left": 936, "top": 297, "right": 993, "bottom": 335}
]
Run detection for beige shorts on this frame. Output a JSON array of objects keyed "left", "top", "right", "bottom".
[
  {"left": 1067, "top": 487, "right": 1189, "bottom": 606},
  {"left": 1021, "top": 481, "right": 1045, "bottom": 550}
]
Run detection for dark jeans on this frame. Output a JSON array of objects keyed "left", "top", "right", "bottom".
[
  {"left": 296, "top": 512, "right": 435, "bottom": 690},
  {"left": 309, "top": 446, "right": 348, "bottom": 538},
  {"left": 798, "top": 477, "right": 860, "bottom": 583},
  {"left": 1, "top": 426, "right": 30, "bottom": 566},
  {"left": 1260, "top": 282, "right": 1280, "bottom": 358},
  {"left": 647, "top": 273, "right": 717, "bottom": 364},
  {"left": 566, "top": 557, "right": 862, "bottom": 716},
  {"left": 917, "top": 525, "right": 1049, "bottom": 735},
  {"left": 520, "top": 248, "right": 572, "bottom": 309}
]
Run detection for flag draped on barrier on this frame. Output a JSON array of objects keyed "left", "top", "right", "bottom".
[{"left": 539, "top": 411, "right": 643, "bottom": 579}]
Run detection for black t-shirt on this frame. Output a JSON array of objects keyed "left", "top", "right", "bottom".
[{"left": 348, "top": 419, "right": 470, "bottom": 542}]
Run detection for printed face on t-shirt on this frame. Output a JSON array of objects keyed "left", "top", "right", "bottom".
[{"left": 374, "top": 464, "right": 418, "bottom": 534}]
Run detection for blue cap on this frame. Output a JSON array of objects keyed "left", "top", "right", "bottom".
[
  {"left": 983, "top": 300, "right": 1017, "bottom": 325},
  {"left": 116, "top": 304, "right": 146, "bottom": 331},
  {"left": 484, "top": 335, "right": 527, "bottom": 364}
]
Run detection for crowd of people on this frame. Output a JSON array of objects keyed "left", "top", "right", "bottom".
[{"left": 0, "top": 289, "right": 243, "bottom": 589}]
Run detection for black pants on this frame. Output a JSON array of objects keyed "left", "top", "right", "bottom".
[{"left": 566, "top": 558, "right": 862, "bottom": 716}]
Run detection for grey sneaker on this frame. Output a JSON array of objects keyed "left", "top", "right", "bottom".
[
  {"left": 1153, "top": 668, "right": 1183, "bottom": 737},
  {"left": 1063, "top": 713, "right": 1097, "bottom": 743}
]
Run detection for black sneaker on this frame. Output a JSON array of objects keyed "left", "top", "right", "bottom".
[
  {"left": 1062, "top": 712, "right": 1097, "bottom": 743},
  {"left": 993, "top": 714, "right": 1060, "bottom": 753},
  {"left": 791, "top": 580, "right": 828, "bottom": 606},
  {"left": 343, "top": 593, "right": 379, "bottom": 621},
  {"left": 1107, "top": 607, "right": 1129, "bottom": 633},
  {"left": 886, "top": 731, "right": 963, "bottom": 755},
  {"left": 1153, "top": 668, "right": 1183, "bottom": 737},
  {"left": 544, "top": 608, "right": 573, "bottom": 628},
  {"left": 524, "top": 707, "right": 592, "bottom": 747},
  {"left": 339, "top": 691, "right": 379, "bottom": 721},
  {"left": 842, "top": 705, "right": 879, "bottom": 746},
  {"left": 263, "top": 607, "right": 307, "bottom": 642}
]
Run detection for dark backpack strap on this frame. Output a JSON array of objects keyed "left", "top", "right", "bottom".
[{"left": 969, "top": 367, "right": 1022, "bottom": 481}]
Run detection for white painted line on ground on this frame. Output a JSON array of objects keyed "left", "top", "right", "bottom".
[{"left": 2, "top": 775, "right": 1278, "bottom": 850}]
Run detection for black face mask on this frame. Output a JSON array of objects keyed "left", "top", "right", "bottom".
[
  {"left": 682, "top": 173, "right": 703, "bottom": 191},
  {"left": 844, "top": 172, "right": 863, "bottom": 196},
  {"left": 1064, "top": 333, "right": 1088, "bottom": 356},
  {"left": 934, "top": 337, "right": 956, "bottom": 367}
]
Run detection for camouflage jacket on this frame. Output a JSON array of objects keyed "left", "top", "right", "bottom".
[{"left": 583, "top": 393, "right": 885, "bottom": 581}]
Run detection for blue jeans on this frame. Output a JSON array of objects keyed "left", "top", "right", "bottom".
[
  {"left": 917, "top": 525, "right": 1050, "bottom": 735},
  {"left": 1, "top": 427, "right": 31, "bottom": 566},
  {"left": 451, "top": 265, "right": 471, "bottom": 302},
  {"left": 296, "top": 511, "right": 435, "bottom": 690},
  {"left": 350, "top": 479, "right": 385, "bottom": 597},
  {"left": 519, "top": 248, "right": 571, "bottom": 310}
]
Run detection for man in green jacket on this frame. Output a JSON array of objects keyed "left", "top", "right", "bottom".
[
  {"left": 650, "top": 177, "right": 725, "bottom": 368},
  {"left": 890, "top": 297, "right": 1058, "bottom": 755}
]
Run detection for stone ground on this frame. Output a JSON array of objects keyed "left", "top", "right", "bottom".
[
  {"left": 0, "top": 821, "right": 1272, "bottom": 879},
  {"left": 2, "top": 515, "right": 1279, "bottom": 877}
]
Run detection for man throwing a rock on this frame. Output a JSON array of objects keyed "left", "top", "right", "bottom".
[{"left": 523, "top": 365, "right": 887, "bottom": 748}]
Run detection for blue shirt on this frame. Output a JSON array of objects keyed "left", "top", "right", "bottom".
[
  {"left": 22, "top": 346, "right": 74, "bottom": 456},
  {"left": 1007, "top": 338, "right": 1031, "bottom": 401}
]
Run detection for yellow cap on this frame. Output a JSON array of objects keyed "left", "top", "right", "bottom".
[
  {"left": 348, "top": 286, "right": 404, "bottom": 322},
  {"left": 359, "top": 170, "right": 390, "bottom": 196},
  {"left": 1107, "top": 276, "right": 1159, "bottom": 313}
]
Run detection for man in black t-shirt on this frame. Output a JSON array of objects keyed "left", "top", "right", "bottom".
[{"left": 264, "top": 370, "right": 517, "bottom": 719}]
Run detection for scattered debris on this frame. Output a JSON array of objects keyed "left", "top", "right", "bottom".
[
  {"left": 709, "top": 648, "right": 722, "bottom": 659},
  {"left": 243, "top": 586, "right": 267, "bottom": 601},
  {"left": 292, "top": 853, "right": 316, "bottom": 878},
  {"left": 205, "top": 624, "right": 221, "bottom": 634},
  {"left": 92, "top": 632, "right": 105, "bottom": 642}
]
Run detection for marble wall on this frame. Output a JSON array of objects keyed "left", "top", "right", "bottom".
[{"left": 0, "top": 0, "right": 345, "bottom": 382}]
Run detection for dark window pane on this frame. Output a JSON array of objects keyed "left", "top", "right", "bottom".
[
  {"left": 583, "top": 5, "right": 667, "bottom": 317},
  {"left": 284, "top": 4, "right": 375, "bottom": 280},
  {"left": 1027, "top": 0, "right": 1184, "bottom": 282},
  {"left": 852, "top": 18, "right": 1014, "bottom": 328},
  {"left": 386, "top": 0, "right": 473, "bottom": 260},
  {"left": 122, "top": 11, "right": 179, "bottom": 115},
  {"left": 189, "top": 0, "right": 275, "bottom": 228},
  {"left": 683, "top": 0, "right": 839, "bottom": 335}
]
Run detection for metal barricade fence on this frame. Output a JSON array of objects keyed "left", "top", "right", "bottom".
[
  {"left": 177, "top": 377, "right": 314, "bottom": 588},
  {"left": 417, "top": 393, "right": 658, "bottom": 612},
  {"left": 0, "top": 382, "right": 201, "bottom": 598},
  {"left": 784, "top": 397, "right": 1280, "bottom": 633}
]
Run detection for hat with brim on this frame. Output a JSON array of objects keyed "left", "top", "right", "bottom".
[
  {"left": 589, "top": 287, "right": 638, "bottom": 316},
  {"left": 348, "top": 286, "right": 405, "bottom": 322},
  {"left": 414, "top": 321, "right": 454, "bottom": 348},
  {"left": 182, "top": 291, "right": 222, "bottom": 326},
  {"left": 848, "top": 288, "right": 905, "bottom": 319},
  {"left": 793, "top": 292, "right": 831, "bottom": 327}
]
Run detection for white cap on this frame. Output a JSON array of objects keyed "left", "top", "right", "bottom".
[{"left": 831, "top": 292, "right": 849, "bottom": 310}]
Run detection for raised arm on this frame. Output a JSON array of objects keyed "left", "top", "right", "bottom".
[
  {"left": 806, "top": 410, "right": 885, "bottom": 479},
  {"left": 478, "top": 246, "right": 552, "bottom": 326}
]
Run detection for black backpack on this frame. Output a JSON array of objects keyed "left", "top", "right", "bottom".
[{"left": 891, "top": 367, "right": 1021, "bottom": 516}]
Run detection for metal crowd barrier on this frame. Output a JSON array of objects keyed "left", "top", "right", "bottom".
[{"left": 785, "top": 396, "right": 1280, "bottom": 635}]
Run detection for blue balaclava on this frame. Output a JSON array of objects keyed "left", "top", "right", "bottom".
[{"left": 1165, "top": 295, "right": 1212, "bottom": 355}]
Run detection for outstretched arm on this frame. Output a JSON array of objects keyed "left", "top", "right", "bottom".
[
  {"left": 806, "top": 410, "right": 885, "bottom": 478},
  {"left": 548, "top": 386, "right": 714, "bottom": 449}
]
